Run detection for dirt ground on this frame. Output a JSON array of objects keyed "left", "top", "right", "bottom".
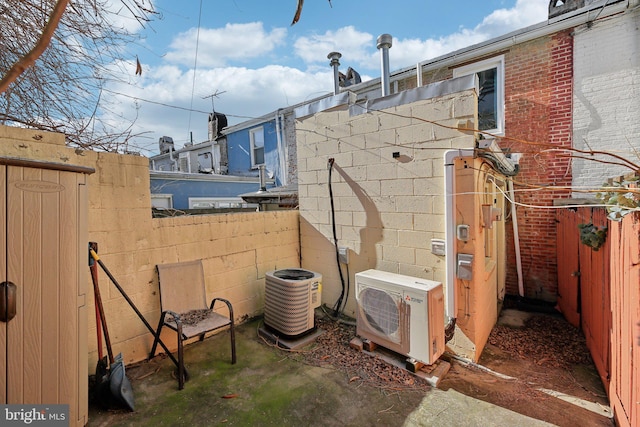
[
  {"left": 437, "top": 308, "right": 613, "bottom": 427},
  {"left": 88, "top": 308, "right": 614, "bottom": 427}
]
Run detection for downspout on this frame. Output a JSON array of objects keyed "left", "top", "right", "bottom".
[
  {"left": 211, "top": 142, "right": 218, "bottom": 174},
  {"left": 508, "top": 179, "right": 525, "bottom": 297},
  {"left": 444, "top": 148, "right": 474, "bottom": 340},
  {"left": 275, "top": 110, "right": 288, "bottom": 186}
]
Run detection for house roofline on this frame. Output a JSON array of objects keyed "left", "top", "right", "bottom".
[{"left": 343, "top": 0, "right": 629, "bottom": 93}]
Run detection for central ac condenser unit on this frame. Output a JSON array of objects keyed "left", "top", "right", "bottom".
[
  {"left": 355, "top": 269, "right": 445, "bottom": 366},
  {"left": 264, "top": 269, "right": 322, "bottom": 337}
]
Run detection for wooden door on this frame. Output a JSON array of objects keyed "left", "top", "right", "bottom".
[
  {"left": 0, "top": 160, "right": 91, "bottom": 426},
  {"left": 556, "top": 208, "right": 581, "bottom": 327}
]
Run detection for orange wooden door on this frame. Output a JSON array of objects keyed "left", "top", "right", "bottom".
[
  {"left": 556, "top": 208, "right": 580, "bottom": 327},
  {"left": 579, "top": 207, "right": 610, "bottom": 389},
  {"left": 1, "top": 162, "right": 89, "bottom": 426}
]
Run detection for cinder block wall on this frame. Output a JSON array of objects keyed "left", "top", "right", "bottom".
[
  {"left": 0, "top": 126, "right": 301, "bottom": 370},
  {"left": 295, "top": 87, "right": 477, "bottom": 318},
  {"left": 87, "top": 153, "right": 300, "bottom": 368}
]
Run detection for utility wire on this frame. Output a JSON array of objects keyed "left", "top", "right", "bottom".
[{"left": 187, "top": 0, "right": 204, "bottom": 143}]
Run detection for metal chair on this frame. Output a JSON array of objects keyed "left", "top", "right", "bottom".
[{"left": 150, "top": 260, "right": 236, "bottom": 389}]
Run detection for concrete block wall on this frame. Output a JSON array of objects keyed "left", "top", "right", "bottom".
[
  {"left": 86, "top": 154, "right": 300, "bottom": 368},
  {"left": 573, "top": 8, "right": 640, "bottom": 190},
  {"left": 0, "top": 126, "right": 301, "bottom": 369},
  {"left": 295, "top": 88, "right": 477, "bottom": 318}
]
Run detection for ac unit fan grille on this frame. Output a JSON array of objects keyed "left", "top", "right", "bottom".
[{"left": 359, "top": 287, "right": 400, "bottom": 337}]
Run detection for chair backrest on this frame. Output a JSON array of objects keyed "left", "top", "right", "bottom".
[{"left": 156, "top": 260, "right": 207, "bottom": 314}]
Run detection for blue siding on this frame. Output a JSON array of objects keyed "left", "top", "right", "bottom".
[
  {"left": 150, "top": 178, "right": 268, "bottom": 209},
  {"left": 227, "top": 120, "right": 283, "bottom": 186}
]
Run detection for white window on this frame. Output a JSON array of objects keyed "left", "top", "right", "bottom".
[
  {"left": 188, "top": 197, "right": 257, "bottom": 209},
  {"left": 249, "top": 127, "right": 265, "bottom": 168},
  {"left": 151, "top": 194, "right": 173, "bottom": 209},
  {"left": 453, "top": 55, "right": 504, "bottom": 135}
]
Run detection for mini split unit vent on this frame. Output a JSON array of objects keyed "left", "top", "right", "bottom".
[
  {"left": 355, "top": 269, "right": 445, "bottom": 366},
  {"left": 264, "top": 269, "right": 322, "bottom": 337}
]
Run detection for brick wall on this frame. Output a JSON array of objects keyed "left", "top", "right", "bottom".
[
  {"left": 573, "top": 9, "right": 640, "bottom": 191},
  {"left": 501, "top": 31, "right": 574, "bottom": 300}
]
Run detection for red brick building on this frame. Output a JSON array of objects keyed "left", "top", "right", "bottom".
[{"left": 383, "top": 0, "right": 630, "bottom": 301}]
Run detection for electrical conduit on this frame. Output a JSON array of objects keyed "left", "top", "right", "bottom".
[{"left": 444, "top": 149, "right": 474, "bottom": 330}]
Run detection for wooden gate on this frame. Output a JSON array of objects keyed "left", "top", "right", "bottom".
[
  {"left": 556, "top": 207, "right": 610, "bottom": 388},
  {"left": 556, "top": 208, "right": 581, "bottom": 327},
  {"left": 608, "top": 213, "right": 640, "bottom": 427}
]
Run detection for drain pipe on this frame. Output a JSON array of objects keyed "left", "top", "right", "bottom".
[
  {"left": 444, "top": 149, "right": 474, "bottom": 340},
  {"left": 328, "top": 52, "right": 342, "bottom": 95},
  {"left": 258, "top": 165, "right": 267, "bottom": 193},
  {"left": 275, "top": 109, "right": 288, "bottom": 186},
  {"left": 508, "top": 179, "right": 525, "bottom": 297},
  {"left": 376, "top": 34, "right": 392, "bottom": 96}
]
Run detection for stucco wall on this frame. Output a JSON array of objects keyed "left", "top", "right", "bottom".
[
  {"left": 573, "top": 8, "right": 640, "bottom": 190},
  {"left": 0, "top": 125, "right": 301, "bottom": 370}
]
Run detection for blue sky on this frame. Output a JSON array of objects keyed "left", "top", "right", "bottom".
[{"left": 104, "top": 0, "right": 549, "bottom": 155}]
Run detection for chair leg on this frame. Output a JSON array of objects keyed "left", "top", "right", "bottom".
[
  {"left": 230, "top": 319, "right": 236, "bottom": 364},
  {"left": 177, "top": 324, "right": 185, "bottom": 390},
  {"left": 149, "top": 314, "right": 167, "bottom": 359}
]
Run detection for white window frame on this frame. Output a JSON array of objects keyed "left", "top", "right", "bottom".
[
  {"left": 249, "top": 126, "right": 265, "bottom": 168},
  {"left": 188, "top": 197, "right": 257, "bottom": 209},
  {"left": 453, "top": 55, "right": 505, "bottom": 136},
  {"left": 151, "top": 194, "right": 173, "bottom": 209}
]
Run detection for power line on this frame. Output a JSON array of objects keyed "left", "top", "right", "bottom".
[
  {"left": 100, "top": 87, "right": 257, "bottom": 120},
  {"left": 187, "top": 0, "right": 204, "bottom": 143}
]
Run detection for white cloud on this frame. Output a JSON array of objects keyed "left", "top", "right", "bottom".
[
  {"left": 294, "top": 0, "right": 548, "bottom": 71},
  {"left": 103, "top": 63, "right": 337, "bottom": 154},
  {"left": 99, "top": 0, "right": 551, "bottom": 155},
  {"left": 294, "top": 26, "right": 374, "bottom": 68},
  {"left": 165, "top": 22, "right": 287, "bottom": 67}
]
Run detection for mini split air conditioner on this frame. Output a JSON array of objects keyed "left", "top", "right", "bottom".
[
  {"left": 355, "top": 269, "right": 445, "bottom": 366},
  {"left": 264, "top": 269, "right": 322, "bottom": 337}
]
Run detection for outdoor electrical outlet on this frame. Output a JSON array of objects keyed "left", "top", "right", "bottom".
[{"left": 338, "top": 246, "right": 349, "bottom": 264}]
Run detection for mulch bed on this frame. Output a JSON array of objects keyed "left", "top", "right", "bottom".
[
  {"left": 488, "top": 313, "right": 593, "bottom": 369},
  {"left": 275, "top": 309, "right": 593, "bottom": 392},
  {"left": 284, "top": 315, "right": 431, "bottom": 392}
]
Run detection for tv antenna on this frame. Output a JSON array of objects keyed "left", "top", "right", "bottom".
[{"left": 202, "top": 90, "right": 227, "bottom": 113}]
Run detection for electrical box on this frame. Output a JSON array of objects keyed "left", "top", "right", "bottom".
[
  {"left": 456, "top": 224, "right": 470, "bottom": 242},
  {"left": 457, "top": 253, "right": 473, "bottom": 280},
  {"left": 338, "top": 246, "right": 349, "bottom": 264},
  {"left": 482, "top": 205, "right": 503, "bottom": 229},
  {"left": 431, "top": 239, "right": 446, "bottom": 256}
]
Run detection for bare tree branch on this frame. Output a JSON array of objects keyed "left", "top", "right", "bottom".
[{"left": 0, "top": 0, "right": 69, "bottom": 94}]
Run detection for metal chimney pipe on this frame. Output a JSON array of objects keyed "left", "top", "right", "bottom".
[
  {"left": 258, "top": 164, "right": 267, "bottom": 192},
  {"left": 376, "top": 34, "right": 392, "bottom": 97},
  {"left": 327, "top": 52, "right": 342, "bottom": 95}
]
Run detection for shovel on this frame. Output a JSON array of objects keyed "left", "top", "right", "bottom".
[{"left": 89, "top": 242, "right": 135, "bottom": 411}]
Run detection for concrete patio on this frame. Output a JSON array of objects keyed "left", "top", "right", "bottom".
[{"left": 87, "top": 310, "right": 613, "bottom": 427}]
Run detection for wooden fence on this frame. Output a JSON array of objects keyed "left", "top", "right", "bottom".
[{"left": 556, "top": 207, "right": 639, "bottom": 427}]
